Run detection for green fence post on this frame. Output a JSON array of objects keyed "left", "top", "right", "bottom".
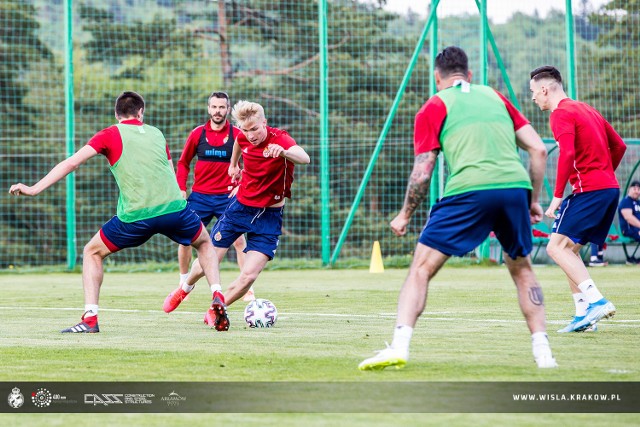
[
  {"left": 318, "top": 0, "right": 330, "bottom": 266},
  {"left": 429, "top": 2, "right": 440, "bottom": 208},
  {"left": 64, "top": 0, "right": 76, "bottom": 270},
  {"left": 565, "top": 0, "right": 577, "bottom": 99}
]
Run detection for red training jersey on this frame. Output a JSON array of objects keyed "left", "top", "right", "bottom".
[
  {"left": 549, "top": 98, "right": 626, "bottom": 198},
  {"left": 236, "top": 126, "right": 297, "bottom": 208},
  {"left": 176, "top": 120, "right": 239, "bottom": 195},
  {"left": 87, "top": 119, "right": 172, "bottom": 165}
]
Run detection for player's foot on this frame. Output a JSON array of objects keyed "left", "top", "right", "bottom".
[
  {"left": 576, "top": 298, "right": 616, "bottom": 329},
  {"left": 163, "top": 287, "right": 190, "bottom": 313},
  {"left": 204, "top": 291, "right": 230, "bottom": 331},
  {"left": 588, "top": 259, "right": 608, "bottom": 267},
  {"left": 242, "top": 288, "right": 256, "bottom": 302},
  {"left": 557, "top": 315, "right": 590, "bottom": 333},
  {"left": 61, "top": 312, "right": 99, "bottom": 333},
  {"left": 358, "top": 344, "right": 408, "bottom": 371},
  {"left": 535, "top": 355, "right": 558, "bottom": 368}
]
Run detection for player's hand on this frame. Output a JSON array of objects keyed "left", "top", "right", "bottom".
[
  {"left": 228, "top": 165, "right": 242, "bottom": 183},
  {"left": 530, "top": 202, "right": 543, "bottom": 224},
  {"left": 545, "top": 197, "right": 563, "bottom": 219},
  {"left": 229, "top": 186, "right": 239, "bottom": 198},
  {"left": 265, "top": 144, "right": 285, "bottom": 158},
  {"left": 181, "top": 190, "right": 187, "bottom": 199},
  {"left": 8, "top": 183, "right": 36, "bottom": 197},
  {"left": 390, "top": 213, "right": 410, "bottom": 236}
]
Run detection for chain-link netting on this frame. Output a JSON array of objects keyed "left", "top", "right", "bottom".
[{"left": 1, "top": 0, "right": 639, "bottom": 268}]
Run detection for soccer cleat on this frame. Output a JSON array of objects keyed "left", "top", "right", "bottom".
[
  {"left": 584, "top": 323, "right": 598, "bottom": 332},
  {"left": 204, "top": 291, "right": 230, "bottom": 331},
  {"left": 535, "top": 355, "right": 558, "bottom": 369},
  {"left": 163, "top": 287, "right": 189, "bottom": 313},
  {"left": 242, "top": 288, "right": 256, "bottom": 302},
  {"left": 61, "top": 312, "right": 99, "bottom": 333},
  {"left": 557, "top": 315, "right": 590, "bottom": 333},
  {"left": 588, "top": 260, "right": 608, "bottom": 267},
  {"left": 358, "top": 344, "right": 408, "bottom": 371},
  {"left": 573, "top": 298, "right": 616, "bottom": 330}
]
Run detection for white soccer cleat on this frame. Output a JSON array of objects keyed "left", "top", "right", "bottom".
[
  {"left": 358, "top": 344, "right": 408, "bottom": 371},
  {"left": 535, "top": 355, "right": 558, "bottom": 369}
]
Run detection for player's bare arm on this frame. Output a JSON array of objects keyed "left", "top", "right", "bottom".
[
  {"left": 229, "top": 140, "right": 243, "bottom": 183},
  {"left": 266, "top": 144, "right": 310, "bottom": 164},
  {"left": 9, "top": 145, "right": 98, "bottom": 197},
  {"left": 390, "top": 149, "right": 438, "bottom": 236}
]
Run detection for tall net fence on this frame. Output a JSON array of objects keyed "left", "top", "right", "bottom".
[{"left": 1, "top": 0, "right": 639, "bottom": 268}]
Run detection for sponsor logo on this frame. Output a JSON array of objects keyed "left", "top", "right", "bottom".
[
  {"left": 161, "top": 391, "right": 187, "bottom": 407},
  {"left": 8, "top": 387, "right": 24, "bottom": 409},
  {"left": 84, "top": 393, "right": 154, "bottom": 406},
  {"left": 84, "top": 394, "right": 124, "bottom": 406},
  {"left": 32, "top": 388, "right": 52, "bottom": 408}
]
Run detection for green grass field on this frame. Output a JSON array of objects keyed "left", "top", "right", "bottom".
[{"left": 1, "top": 265, "right": 638, "bottom": 426}]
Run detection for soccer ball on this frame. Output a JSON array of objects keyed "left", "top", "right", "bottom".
[{"left": 243, "top": 298, "right": 278, "bottom": 328}]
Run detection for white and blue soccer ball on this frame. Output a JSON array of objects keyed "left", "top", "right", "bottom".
[{"left": 244, "top": 298, "right": 278, "bottom": 328}]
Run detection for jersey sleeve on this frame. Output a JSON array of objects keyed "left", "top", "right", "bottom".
[
  {"left": 175, "top": 127, "right": 200, "bottom": 191},
  {"left": 619, "top": 197, "right": 633, "bottom": 211},
  {"left": 87, "top": 126, "right": 122, "bottom": 166},
  {"left": 603, "top": 119, "right": 626, "bottom": 171},
  {"left": 549, "top": 109, "right": 576, "bottom": 140},
  {"left": 553, "top": 132, "right": 576, "bottom": 198},
  {"left": 493, "top": 90, "right": 530, "bottom": 131},
  {"left": 275, "top": 131, "right": 297, "bottom": 150},
  {"left": 413, "top": 97, "right": 446, "bottom": 155}
]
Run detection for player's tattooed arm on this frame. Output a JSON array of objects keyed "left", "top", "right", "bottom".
[{"left": 401, "top": 149, "right": 439, "bottom": 218}]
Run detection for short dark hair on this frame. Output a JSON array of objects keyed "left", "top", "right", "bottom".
[
  {"left": 434, "top": 46, "right": 468, "bottom": 78},
  {"left": 530, "top": 65, "right": 563, "bottom": 83},
  {"left": 208, "top": 91, "right": 230, "bottom": 105},
  {"left": 630, "top": 180, "right": 640, "bottom": 188},
  {"left": 115, "top": 91, "right": 145, "bottom": 118}
]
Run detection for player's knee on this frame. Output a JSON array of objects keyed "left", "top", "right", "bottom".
[{"left": 239, "top": 270, "right": 259, "bottom": 285}]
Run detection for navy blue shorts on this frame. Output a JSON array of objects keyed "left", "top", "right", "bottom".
[
  {"left": 210, "top": 198, "right": 283, "bottom": 260},
  {"left": 100, "top": 206, "right": 204, "bottom": 252},
  {"left": 552, "top": 188, "right": 619, "bottom": 246},
  {"left": 187, "top": 191, "right": 233, "bottom": 226},
  {"left": 419, "top": 188, "right": 533, "bottom": 259}
]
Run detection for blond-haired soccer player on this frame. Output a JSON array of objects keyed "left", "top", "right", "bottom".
[{"left": 163, "top": 100, "right": 310, "bottom": 331}]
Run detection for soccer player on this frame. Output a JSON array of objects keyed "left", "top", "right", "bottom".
[
  {"left": 163, "top": 100, "right": 310, "bottom": 331},
  {"left": 8, "top": 91, "right": 222, "bottom": 333},
  {"left": 359, "top": 46, "right": 556, "bottom": 370},
  {"left": 170, "top": 91, "right": 254, "bottom": 305},
  {"left": 618, "top": 180, "right": 640, "bottom": 264},
  {"left": 530, "top": 65, "right": 626, "bottom": 333}
]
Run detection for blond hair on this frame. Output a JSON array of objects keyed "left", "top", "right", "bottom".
[{"left": 231, "top": 100, "right": 265, "bottom": 125}]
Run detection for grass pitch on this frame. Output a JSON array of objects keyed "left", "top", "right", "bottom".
[{"left": 1, "top": 265, "right": 638, "bottom": 425}]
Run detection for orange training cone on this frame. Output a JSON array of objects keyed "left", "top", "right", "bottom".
[{"left": 369, "top": 240, "right": 384, "bottom": 273}]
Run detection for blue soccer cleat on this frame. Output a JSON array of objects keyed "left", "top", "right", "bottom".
[
  {"left": 557, "top": 315, "right": 590, "bottom": 333},
  {"left": 573, "top": 298, "right": 616, "bottom": 331}
]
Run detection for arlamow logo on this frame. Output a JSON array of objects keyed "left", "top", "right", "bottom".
[
  {"left": 161, "top": 391, "right": 187, "bottom": 407},
  {"left": 84, "top": 394, "right": 124, "bottom": 406}
]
